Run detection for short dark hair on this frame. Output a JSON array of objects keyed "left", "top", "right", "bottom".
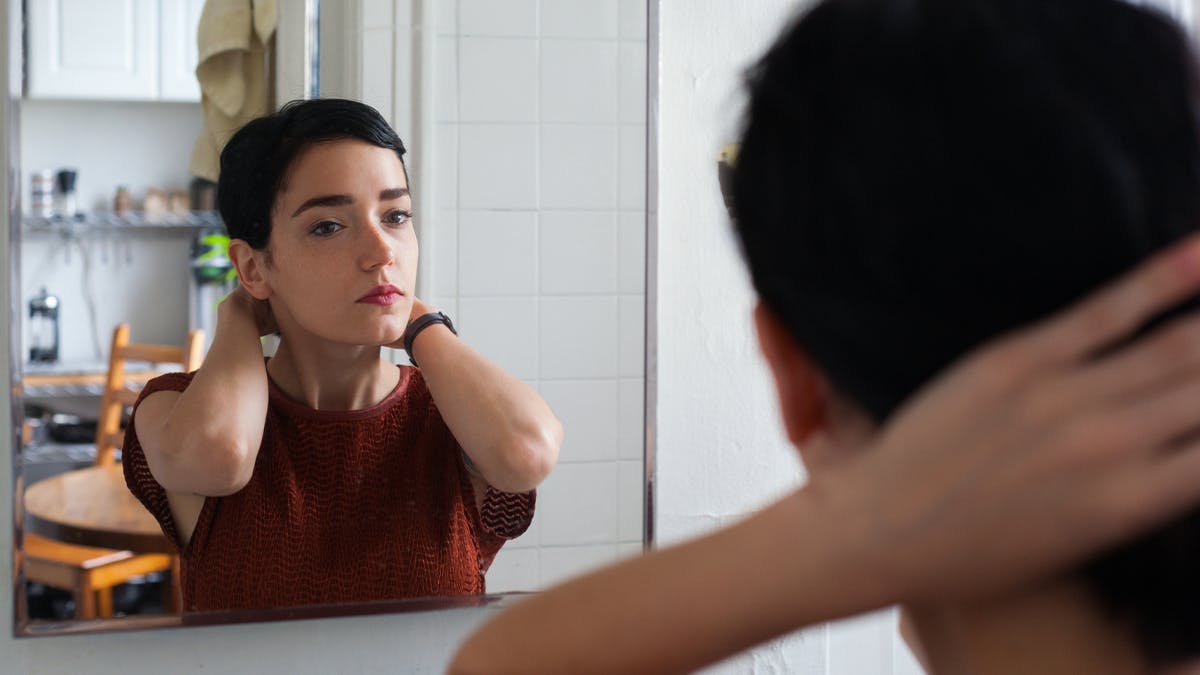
[
  {"left": 217, "top": 98, "right": 408, "bottom": 249},
  {"left": 732, "top": 0, "right": 1200, "bottom": 665}
]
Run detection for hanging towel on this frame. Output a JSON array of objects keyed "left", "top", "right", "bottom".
[{"left": 189, "top": 0, "right": 278, "bottom": 182}]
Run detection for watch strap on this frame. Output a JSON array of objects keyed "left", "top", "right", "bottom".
[{"left": 403, "top": 311, "right": 457, "bottom": 367}]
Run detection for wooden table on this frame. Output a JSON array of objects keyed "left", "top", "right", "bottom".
[{"left": 23, "top": 464, "right": 173, "bottom": 554}]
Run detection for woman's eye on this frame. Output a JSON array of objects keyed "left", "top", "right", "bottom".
[
  {"left": 384, "top": 210, "right": 411, "bottom": 226},
  {"left": 311, "top": 220, "right": 343, "bottom": 236}
]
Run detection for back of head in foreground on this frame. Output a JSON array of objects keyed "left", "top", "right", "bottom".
[{"left": 732, "top": 0, "right": 1200, "bottom": 666}]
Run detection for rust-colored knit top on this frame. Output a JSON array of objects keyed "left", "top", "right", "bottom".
[{"left": 122, "top": 366, "right": 535, "bottom": 612}]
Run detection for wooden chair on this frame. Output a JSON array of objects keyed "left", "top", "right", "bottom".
[{"left": 24, "top": 324, "right": 204, "bottom": 619}]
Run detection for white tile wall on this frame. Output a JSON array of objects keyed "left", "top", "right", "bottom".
[
  {"left": 431, "top": 209, "right": 459, "bottom": 294},
  {"left": 538, "top": 462, "right": 620, "bottom": 544},
  {"left": 619, "top": 124, "right": 646, "bottom": 210},
  {"left": 459, "top": 0, "right": 539, "bottom": 37},
  {"left": 392, "top": 0, "right": 646, "bottom": 591},
  {"left": 540, "top": 379, "right": 619, "bottom": 462},
  {"left": 539, "top": 295, "right": 620, "bottom": 378},
  {"left": 539, "top": 210, "right": 618, "bottom": 294},
  {"left": 434, "top": 123, "right": 459, "bottom": 209},
  {"left": 484, "top": 548, "right": 540, "bottom": 593},
  {"left": 434, "top": 0, "right": 457, "bottom": 32},
  {"left": 459, "top": 123, "right": 539, "bottom": 209},
  {"left": 618, "top": 0, "right": 647, "bottom": 40},
  {"left": 359, "top": 27, "right": 395, "bottom": 121},
  {"left": 458, "top": 296, "right": 539, "bottom": 379},
  {"left": 361, "top": 0, "right": 395, "bottom": 28},
  {"left": 458, "top": 210, "right": 538, "bottom": 295},
  {"left": 459, "top": 38, "right": 539, "bottom": 122},
  {"left": 618, "top": 378, "right": 644, "bottom": 460},
  {"left": 619, "top": 211, "right": 646, "bottom": 294},
  {"left": 540, "top": 124, "right": 618, "bottom": 209},
  {"left": 618, "top": 459, "right": 644, "bottom": 541},
  {"left": 435, "top": 37, "right": 458, "bottom": 121},
  {"left": 619, "top": 295, "right": 644, "bottom": 378},
  {"left": 618, "top": 541, "right": 644, "bottom": 559},
  {"left": 541, "top": 0, "right": 620, "bottom": 39},
  {"left": 539, "top": 544, "right": 622, "bottom": 587},
  {"left": 619, "top": 41, "right": 647, "bottom": 124},
  {"left": 391, "top": 0, "right": 414, "bottom": 25},
  {"left": 540, "top": 39, "right": 619, "bottom": 123}
]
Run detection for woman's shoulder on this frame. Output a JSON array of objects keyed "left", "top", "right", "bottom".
[
  {"left": 395, "top": 364, "right": 432, "bottom": 399},
  {"left": 381, "top": 366, "right": 456, "bottom": 437},
  {"left": 134, "top": 370, "right": 197, "bottom": 405}
]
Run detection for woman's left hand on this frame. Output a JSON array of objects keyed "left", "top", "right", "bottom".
[{"left": 385, "top": 297, "right": 432, "bottom": 350}]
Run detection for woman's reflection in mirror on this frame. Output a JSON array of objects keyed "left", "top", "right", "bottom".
[
  {"left": 453, "top": 0, "right": 1200, "bottom": 672},
  {"left": 121, "top": 98, "right": 562, "bottom": 612}
]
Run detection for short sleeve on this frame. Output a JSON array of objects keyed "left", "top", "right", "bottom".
[
  {"left": 479, "top": 487, "right": 536, "bottom": 539},
  {"left": 122, "top": 371, "right": 195, "bottom": 551},
  {"left": 458, "top": 448, "right": 536, "bottom": 539}
]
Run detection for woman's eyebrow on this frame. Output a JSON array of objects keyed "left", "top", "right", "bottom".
[
  {"left": 292, "top": 194, "right": 352, "bottom": 217},
  {"left": 291, "top": 188, "right": 410, "bottom": 218}
]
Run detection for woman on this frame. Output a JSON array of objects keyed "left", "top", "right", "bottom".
[
  {"left": 452, "top": 0, "right": 1200, "bottom": 672},
  {"left": 123, "top": 98, "right": 562, "bottom": 612}
]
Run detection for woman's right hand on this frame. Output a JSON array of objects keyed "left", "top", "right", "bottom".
[
  {"left": 220, "top": 285, "right": 277, "bottom": 337},
  {"left": 824, "top": 232, "right": 1200, "bottom": 605}
]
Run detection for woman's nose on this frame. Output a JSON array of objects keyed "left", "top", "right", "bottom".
[{"left": 359, "top": 223, "right": 395, "bottom": 270}]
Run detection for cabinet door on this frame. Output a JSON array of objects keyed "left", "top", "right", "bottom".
[
  {"left": 27, "top": 0, "right": 159, "bottom": 100},
  {"left": 159, "top": 0, "right": 204, "bottom": 102}
]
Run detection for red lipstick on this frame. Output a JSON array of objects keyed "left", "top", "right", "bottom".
[{"left": 357, "top": 284, "right": 404, "bottom": 306}]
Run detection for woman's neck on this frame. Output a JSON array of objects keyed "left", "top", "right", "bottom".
[
  {"left": 903, "top": 577, "right": 1148, "bottom": 675},
  {"left": 266, "top": 336, "right": 397, "bottom": 411}
]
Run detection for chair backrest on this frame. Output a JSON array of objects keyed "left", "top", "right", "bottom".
[{"left": 94, "top": 324, "right": 205, "bottom": 467}]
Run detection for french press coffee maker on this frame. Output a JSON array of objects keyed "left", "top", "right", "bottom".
[{"left": 28, "top": 287, "right": 59, "bottom": 363}]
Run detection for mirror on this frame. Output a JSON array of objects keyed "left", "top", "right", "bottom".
[{"left": 11, "top": 0, "right": 651, "bottom": 634}]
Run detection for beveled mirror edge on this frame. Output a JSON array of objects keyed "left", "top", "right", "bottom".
[
  {"left": 644, "top": 0, "right": 659, "bottom": 549},
  {"left": 7, "top": 0, "right": 24, "bottom": 639},
  {"left": 16, "top": 591, "right": 528, "bottom": 638},
  {"left": 8, "top": 0, "right": 660, "bottom": 636}
]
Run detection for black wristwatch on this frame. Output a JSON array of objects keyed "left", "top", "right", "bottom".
[{"left": 403, "top": 311, "right": 457, "bottom": 367}]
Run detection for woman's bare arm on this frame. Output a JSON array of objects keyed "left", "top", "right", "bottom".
[
  {"left": 450, "top": 235, "right": 1200, "bottom": 675},
  {"left": 401, "top": 299, "right": 562, "bottom": 494},
  {"left": 134, "top": 288, "right": 273, "bottom": 496}
]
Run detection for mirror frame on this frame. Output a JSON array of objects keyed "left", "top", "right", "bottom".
[{"left": 8, "top": 0, "right": 659, "bottom": 637}]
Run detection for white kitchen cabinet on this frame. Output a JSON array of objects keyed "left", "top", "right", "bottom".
[
  {"left": 27, "top": 0, "right": 203, "bottom": 102},
  {"left": 158, "top": 0, "right": 205, "bottom": 101}
]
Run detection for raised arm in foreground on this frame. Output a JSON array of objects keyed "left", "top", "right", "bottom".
[{"left": 450, "top": 235, "right": 1200, "bottom": 675}]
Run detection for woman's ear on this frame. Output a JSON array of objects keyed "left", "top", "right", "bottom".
[
  {"left": 228, "top": 239, "right": 272, "bottom": 300},
  {"left": 754, "top": 302, "right": 827, "bottom": 445}
]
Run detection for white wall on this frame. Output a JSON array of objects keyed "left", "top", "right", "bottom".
[
  {"left": 430, "top": 0, "right": 649, "bottom": 593},
  {"left": 21, "top": 100, "right": 201, "bottom": 213},
  {"left": 18, "top": 100, "right": 201, "bottom": 362},
  {"left": 655, "top": 1, "right": 921, "bottom": 672}
]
